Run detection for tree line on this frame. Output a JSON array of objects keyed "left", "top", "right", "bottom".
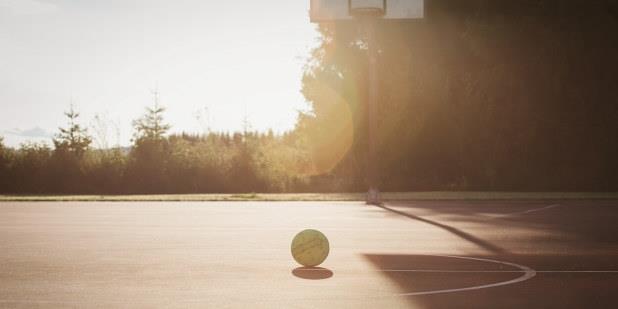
[
  {"left": 0, "top": 103, "right": 319, "bottom": 194},
  {"left": 1, "top": 0, "right": 617, "bottom": 194}
]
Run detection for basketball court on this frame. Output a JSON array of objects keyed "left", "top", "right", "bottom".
[
  {"left": 0, "top": 1, "right": 615, "bottom": 307},
  {"left": 1, "top": 199, "right": 617, "bottom": 308}
]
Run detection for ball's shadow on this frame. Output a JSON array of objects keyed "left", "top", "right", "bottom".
[{"left": 292, "top": 267, "right": 334, "bottom": 280}]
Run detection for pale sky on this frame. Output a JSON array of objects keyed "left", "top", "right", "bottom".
[{"left": 0, "top": 0, "right": 319, "bottom": 147}]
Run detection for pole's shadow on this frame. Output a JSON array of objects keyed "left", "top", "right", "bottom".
[{"left": 292, "top": 267, "right": 334, "bottom": 280}]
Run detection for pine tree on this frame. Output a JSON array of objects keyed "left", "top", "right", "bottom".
[
  {"left": 53, "top": 105, "right": 92, "bottom": 158},
  {"left": 132, "top": 91, "right": 171, "bottom": 143}
]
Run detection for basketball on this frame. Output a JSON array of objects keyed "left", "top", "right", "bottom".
[{"left": 291, "top": 229, "right": 330, "bottom": 267}]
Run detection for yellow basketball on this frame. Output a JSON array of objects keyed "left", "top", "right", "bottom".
[{"left": 291, "top": 229, "right": 330, "bottom": 267}]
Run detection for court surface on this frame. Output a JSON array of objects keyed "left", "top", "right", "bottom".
[{"left": 1, "top": 200, "right": 617, "bottom": 308}]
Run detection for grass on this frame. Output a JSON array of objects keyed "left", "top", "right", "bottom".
[{"left": 0, "top": 192, "right": 617, "bottom": 202}]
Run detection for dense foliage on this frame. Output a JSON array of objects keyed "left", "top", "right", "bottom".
[{"left": 301, "top": 0, "right": 618, "bottom": 191}]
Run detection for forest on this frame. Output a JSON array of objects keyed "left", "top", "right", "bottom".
[{"left": 1, "top": 0, "right": 617, "bottom": 194}]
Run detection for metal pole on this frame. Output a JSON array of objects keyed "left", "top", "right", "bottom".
[{"left": 365, "top": 17, "right": 380, "bottom": 205}]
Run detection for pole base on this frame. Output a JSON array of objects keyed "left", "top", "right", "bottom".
[{"left": 366, "top": 187, "right": 381, "bottom": 205}]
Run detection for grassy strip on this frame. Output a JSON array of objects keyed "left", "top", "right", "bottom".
[{"left": 0, "top": 192, "right": 617, "bottom": 202}]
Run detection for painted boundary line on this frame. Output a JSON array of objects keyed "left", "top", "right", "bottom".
[
  {"left": 486, "top": 204, "right": 561, "bottom": 219},
  {"left": 506, "top": 204, "right": 561, "bottom": 216},
  {"left": 381, "top": 270, "right": 618, "bottom": 273},
  {"left": 295, "top": 254, "right": 538, "bottom": 297},
  {"left": 394, "top": 255, "right": 536, "bottom": 296}
]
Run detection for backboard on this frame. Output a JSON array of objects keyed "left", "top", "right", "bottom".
[{"left": 310, "top": 0, "right": 424, "bottom": 22}]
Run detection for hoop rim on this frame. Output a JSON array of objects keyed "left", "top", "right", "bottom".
[
  {"left": 349, "top": 0, "right": 386, "bottom": 18},
  {"left": 349, "top": 7, "right": 385, "bottom": 18}
]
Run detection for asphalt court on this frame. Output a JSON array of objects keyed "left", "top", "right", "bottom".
[{"left": 1, "top": 200, "right": 617, "bottom": 308}]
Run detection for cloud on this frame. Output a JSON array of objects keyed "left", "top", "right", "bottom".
[
  {"left": 0, "top": 0, "right": 58, "bottom": 16},
  {"left": 4, "top": 126, "right": 53, "bottom": 138}
]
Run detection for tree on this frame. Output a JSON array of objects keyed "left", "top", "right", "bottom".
[
  {"left": 0, "top": 136, "right": 6, "bottom": 164},
  {"left": 132, "top": 91, "right": 171, "bottom": 143},
  {"left": 126, "top": 91, "right": 172, "bottom": 193},
  {"left": 0, "top": 136, "right": 10, "bottom": 192},
  {"left": 49, "top": 105, "right": 92, "bottom": 193},
  {"left": 299, "top": 24, "right": 370, "bottom": 191},
  {"left": 53, "top": 105, "right": 92, "bottom": 158}
]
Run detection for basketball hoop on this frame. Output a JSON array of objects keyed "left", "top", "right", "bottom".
[{"left": 310, "top": 0, "right": 423, "bottom": 22}]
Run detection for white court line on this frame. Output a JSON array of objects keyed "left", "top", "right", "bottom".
[
  {"left": 394, "top": 255, "right": 537, "bottom": 296},
  {"left": 294, "top": 268, "right": 618, "bottom": 274},
  {"left": 506, "top": 204, "right": 561, "bottom": 216},
  {"left": 380, "top": 270, "right": 618, "bottom": 273},
  {"left": 512, "top": 203, "right": 561, "bottom": 215},
  {"left": 487, "top": 204, "right": 562, "bottom": 219},
  {"left": 289, "top": 255, "right": 540, "bottom": 297}
]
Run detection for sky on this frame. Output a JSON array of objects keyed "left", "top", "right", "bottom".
[{"left": 0, "top": 0, "right": 320, "bottom": 147}]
